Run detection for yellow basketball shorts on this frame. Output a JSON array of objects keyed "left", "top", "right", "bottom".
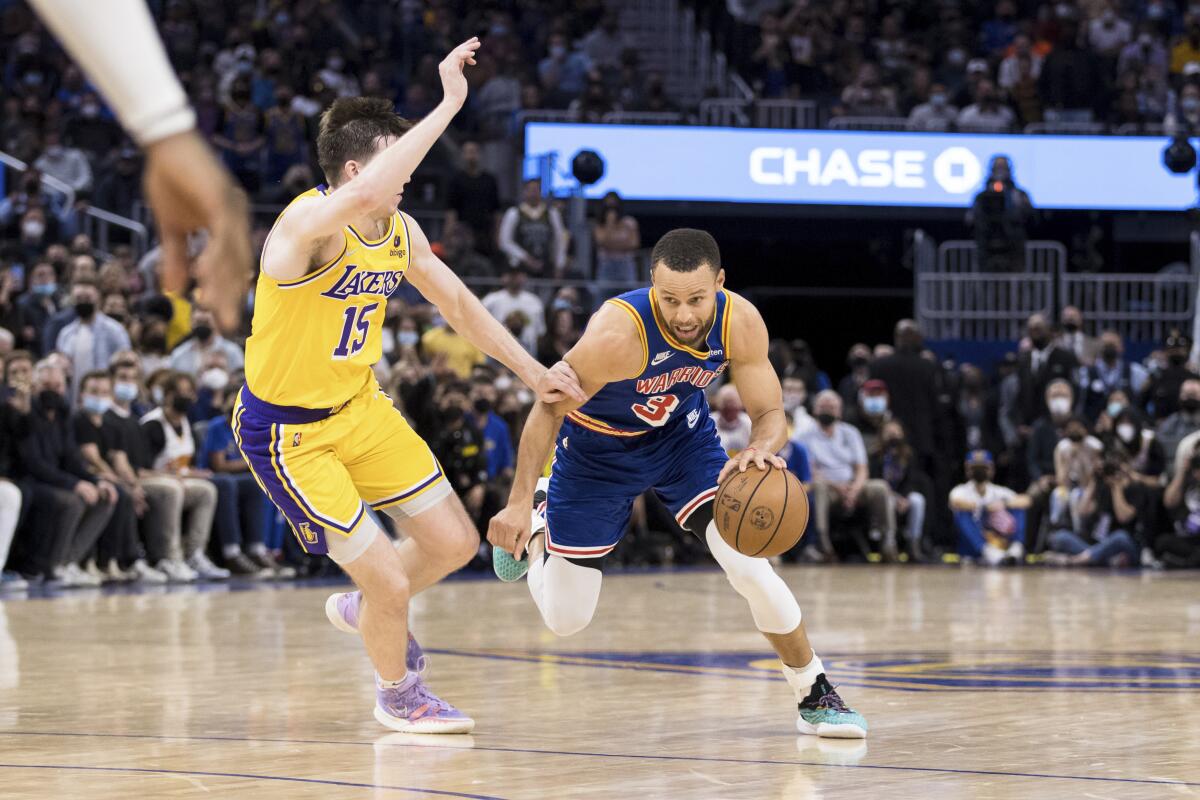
[{"left": 233, "top": 380, "right": 450, "bottom": 557}]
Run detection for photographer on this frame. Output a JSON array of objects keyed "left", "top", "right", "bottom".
[
  {"left": 966, "top": 156, "right": 1033, "bottom": 272},
  {"left": 1045, "top": 453, "right": 1146, "bottom": 568},
  {"left": 1160, "top": 450, "right": 1200, "bottom": 567},
  {"left": 430, "top": 382, "right": 493, "bottom": 532}
]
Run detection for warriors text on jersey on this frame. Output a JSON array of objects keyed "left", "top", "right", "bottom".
[
  {"left": 244, "top": 185, "right": 411, "bottom": 409},
  {"left": 568, "top": 287, "right": 732, "bottom": 437}
]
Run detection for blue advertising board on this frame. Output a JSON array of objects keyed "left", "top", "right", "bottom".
[{"left": 524, "top": 123, "right": 1197, "bottom": 211}]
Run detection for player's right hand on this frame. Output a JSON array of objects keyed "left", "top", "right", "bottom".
[
  {"left": 143, "top": 130, "right": 252, "bottom": 335},
  {"left": 439, "top": 37, "right": 480, "bottom": 108},
  {"left": 487, "top": 503, "right": 532, "bottom": 561}
]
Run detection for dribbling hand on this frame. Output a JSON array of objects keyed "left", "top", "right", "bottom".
[
  {"left": 440, "top": 37, "right": 480, "bottom": 108},
  {"left": 717, "top": 447, "right": 786, "bottom": 486},
  {"left": 487, "top": 503, "right": 533, "bottom": 561}
]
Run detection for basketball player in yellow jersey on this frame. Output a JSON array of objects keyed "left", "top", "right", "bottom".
[{"left": 236, "top": 39, "right": 584, "bottom": 734}]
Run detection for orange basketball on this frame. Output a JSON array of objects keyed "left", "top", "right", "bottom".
[{"left": 713, "top": 465, "right": 809, "bottom": 558}]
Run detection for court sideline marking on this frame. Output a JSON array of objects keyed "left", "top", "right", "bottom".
[
  {"left": 2, "top": 730, "right": 1197, "bottom": 789},
  {"left": 0, "top": 762, "right": 506, "bottom": 799}
]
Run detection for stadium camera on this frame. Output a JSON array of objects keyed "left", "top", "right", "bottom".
[
  {"left": 1163, "top": 134, "right": 1197, "bottom": 174},
  {"left": 571, "top": 149, "right": 605, "bottom": 186}
]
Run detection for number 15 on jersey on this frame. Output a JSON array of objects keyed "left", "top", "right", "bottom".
[{"left": 333, "top": 302, "right": 379, "bottom": 359}]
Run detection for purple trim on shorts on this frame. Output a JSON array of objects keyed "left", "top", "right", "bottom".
[{"left": 239, "top": 386, "right": 333, "bottom": 425}]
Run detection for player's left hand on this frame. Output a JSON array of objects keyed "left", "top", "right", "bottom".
[
  {"left": 487, "top": 503, "right": 533, "bottom": 561},
  {"left": 717, "top": 447, "right": 786, "bottom": 485},
  {"left": 535, "top": 360, "right": 586, "bottom": 404}
]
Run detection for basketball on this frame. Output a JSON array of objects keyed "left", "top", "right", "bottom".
[{"left": 713, "top": 465, "right": 809, "bottom": 558}]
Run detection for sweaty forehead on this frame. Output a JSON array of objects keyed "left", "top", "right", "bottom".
[{"left": 653, "top": 267, "right": 717, "bottom": 296}]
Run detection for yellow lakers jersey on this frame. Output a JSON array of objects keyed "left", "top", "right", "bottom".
[{"left": 244, "top": 186, "right": 410, "bottom": 408}]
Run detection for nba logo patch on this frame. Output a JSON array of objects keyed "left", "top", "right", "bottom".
[
  {"left": 297, "top": 522, "right": 318, "bottom": 544},
  {"left": 292, "top": 432, "right": 302, "bottom": 447}
]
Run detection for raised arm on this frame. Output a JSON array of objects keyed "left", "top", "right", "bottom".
[
  {"left": 262, "top": 39, "right": 480, "bottom": 281},
  {"left": 720, "top": 292, "right": 789, "bottom": 483},
  {"left": 403, "top": 213, "right": 583, "bottom": 404},
  {"left": 487, "top": 303, "right": 643, "bottom": 558}
]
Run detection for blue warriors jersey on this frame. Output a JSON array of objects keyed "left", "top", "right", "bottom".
[{"left": 567, "top": 287, "right": 732, "bottom": 437}]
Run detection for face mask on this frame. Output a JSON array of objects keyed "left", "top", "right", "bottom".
[
  {"left": 1030, "top": 334, "right": 1050, "bottom": 349},
  {"left": 37, "top": 389, "right": 64, "bottom": 412},
  {"left": 1107, "top": 402, "right": 1125, "bottom": 418},
  {"left": 151, "top": 386, "right": 165, "bottom": 405},
  {"left": 473, "top": 398, "right": 492, "bottom": 415},
  {"left": 142, "top": 333, "right": 167, "bottom": 353},
  {"left": 171, "top": 395, "right": 193, "bottom": 414},
  {"left": 74, "top": 301, "right": 95, "bottom": 320},
  {"left": 550, "top": 45, "right": 567, "bottom": 58},
  {"left": 849, "top": 356, "right": 869, "bottom": 369},
  {"left": 1139, "top": 33, "right": 1154, "bottom": 47},
  {"left": 1067, "top": 431, "right": 1086, "bottom": 444},
  {"left": 22, "top": 221, "right": 45, "bottom": 240},
  {"left": 82, "top": 395, "right": 110, "bottom": 416},
  {"left": 114, "top": 381, "right": 139, "bottom": 403},
  {"left": 1063, "top": 322, "right": 1080, "bottom": 333},
  {"left": 946, "top": 49, "right": 967, "bottom": 67},
  {"left": 863, "top": 396, "right": 888, "bottom": 415},
  {"left": 192, "top": 324, "right": 213, "bottom": 342},
  {"left": 1184, "top": 98, "right": 1200, "bottom": 115},
  {"left": 930, "top": 93, "right": 946, "bottom": 106},
  {"left": 81, "top": 103, "right": 100, "bottom": 118},
  {"left": 968, "top": 466, "right": 990, "bottom": 482},
  {"left": 1048, "top": 397, "right": 1072, "bottom": 417},
  {"left": 1117, "top": 423, "right": 1137, "bottom": 442},
  {"left": 327, "top": 57, "right": 345, "bottom": 72},
  {"left": 816, "top": 412, "right": 837, "bottom": 427},
  {"left": 883, "top": 438, "right": 903, "bottom": 449},
  {"left": 33, "top": 282, "right": 57, "bottom": 297},
  {"left": 200, "top": 368, "right": 228, "bottom": 391},
  {"left": 783, "top": 392, "right": 804, "bottom": 414},
  {"left": 495, "top": 374, "right": 513, "bottom": 392},
  {"left": 1182, "top": 398, "right": 1200, "bottom": 413},
  {"left": 1169, "top": 352, "right": 1188, "bottom": 366},
  {"left": 397, "top": 330, "right": 419, "bottom": 348},
  {"left": 1101, "top": 346, "right": 1120, "bottom": 362},
  {"left": 442, "top": 406, "right": 464, "bottom": 424}
]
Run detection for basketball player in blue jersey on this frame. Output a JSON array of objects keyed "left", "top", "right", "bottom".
[
  {"left": 237, "top": 39, "right": 583, "bottom": 734},
  {"left": 490, "top": 229, "right": 867, "bottom": 738}
]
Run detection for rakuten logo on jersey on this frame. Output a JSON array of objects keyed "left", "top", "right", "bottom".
[{"left": 749, "top": 145, "right": 982, "bottom": 195}]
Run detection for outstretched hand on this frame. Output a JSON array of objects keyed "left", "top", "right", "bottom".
[
  {"left": 717, "top": 447, "right": 786, "bottom": 486},
  {"left": 440, "top": 37, "right": 481, "bottom": 108}
]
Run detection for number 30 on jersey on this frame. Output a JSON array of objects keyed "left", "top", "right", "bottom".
[{"left": 632, "top": 394, "right": 679, "bottom": 427}]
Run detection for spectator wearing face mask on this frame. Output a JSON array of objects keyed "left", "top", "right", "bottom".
[
  {"left": 1107, "top": 408, "right": 1166, "bottom": 493},
  {"left": 907, "top": 82, "right": 958, "bottom": 131},
  {"left": 711, "top": 384, "right": 754, "bottom": 455},
  {"left": 1143, "top": 330, "right": 1199, "bottom": 421},
  {"left": 32, "top": 129, "right": 92, "bottom": 194},
  {"left": 850, "top": 379, "right": 891, "bottom": 451},
  {"left": 1156, "top": 378, "right": 1200, "bottom": 473},
  {"left": 1014, "top": 314, "right": 1079, "bottom": 434},
  {"left": 431, "top": 384, "right": 491, "bottom": 531},
  {"left": 950, "top": 450, "right": 1030, "bottom": 566},
  {"left": 56, "top": 278, "right": 130, "bottom": 399},
  {"left": 782, "top": 376, "right": 815, "bottom": 437},
  {"left": 801, "top": 390, "right": 896, "bottom": 562},
  {"left": 1077, "top": 331, "right": 1147, "bottom": 422},
  {"left": 72, "top": 371, "right": 143, "bottom": 582},
  {"left": 1045, "top": 450, "right": 1145, "bottom": 568},
  {"left": 140, "top": 372, "right": 225, "bottom": 581},
  {"left": 12, "top": 360, "right": 116, "bottom": 586},
  {"left": 871, "top": 420, "right": 934, "bottom": 561},
  {"left": 469, "top": 375, "right": 514, "bottom": 484},
  {"left": 14, "top": 261, "right": 61, "bottom": 356},
  {"left": 870, "top": 320, "right": 940, "bottom": 476},
  {"left": 167, "top": 308, "right": 244, "bottom": 377}
]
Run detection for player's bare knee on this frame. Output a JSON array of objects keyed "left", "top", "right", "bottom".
[
  {"left": 366, "top": 570, "right": 411, "bottom": 615},
  {"left": 446, "top": 526, "right": 477, "bottom": 568}
]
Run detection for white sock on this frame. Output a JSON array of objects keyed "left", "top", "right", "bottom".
[
  {"left": 247, "top": 543, "right": 267, "bottom": 557},
  {"left": 781, "top": 653, "right": 825, "bottom": 702},
  {"left": 376, "top": 671, "right": 415, "bottom": 690},
  {"left": 222, "top": 544, "right": 241, "bottom": 560}
]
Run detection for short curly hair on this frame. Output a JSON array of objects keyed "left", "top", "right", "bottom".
[
  {"left": 650, "top": 228, "right": 721, "bottom": 273},
  {"left": 316, "top": 97, "right": 412, "bottom": 186}
]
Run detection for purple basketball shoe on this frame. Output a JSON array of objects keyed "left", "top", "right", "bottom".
[{"left": 374, "top": 673, "right": 474, "bottom": 734}]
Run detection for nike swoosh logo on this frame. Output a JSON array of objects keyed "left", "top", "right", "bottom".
[{"left": 652, "top": 351, "right": 673, "bottom": 366}]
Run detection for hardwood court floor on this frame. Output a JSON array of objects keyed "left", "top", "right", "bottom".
[{"left": 0, "top": 566, "right": 1197, "bottom": 799}]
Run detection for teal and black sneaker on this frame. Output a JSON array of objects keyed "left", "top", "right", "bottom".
[
  {"left": 796, "top": 674, "right": 868, "bottom": 739},
  {"left": 493, "top": 484, "right": 547, "bottom": 583}
]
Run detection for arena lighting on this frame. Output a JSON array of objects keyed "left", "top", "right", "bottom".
[
  {"left": 571, "top": 149, "right": 605, "bottom": 186},
  {"left": 1163, "top": 134, "right": 1197, "bottom": 174}
]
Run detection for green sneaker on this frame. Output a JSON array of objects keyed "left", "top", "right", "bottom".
[
  {"left": 796, "top": 674, "right": 868, "bottom": 739},
  {"left": 493, "top": 485, "right": 547, "bottom": 583}
]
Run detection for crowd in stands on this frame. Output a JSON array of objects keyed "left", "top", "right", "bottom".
[{"left": 717, "top": 0, "right": 1200, "bottom": 132}]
